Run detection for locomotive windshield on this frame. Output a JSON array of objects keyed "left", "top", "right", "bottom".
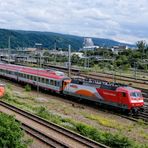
[{"left": 130, "top": 92, "right": 142, "bottom": 98}]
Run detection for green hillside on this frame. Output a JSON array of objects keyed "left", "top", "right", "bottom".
[{"left": 0, "top": 29, "right": 134, "bottom": 50}]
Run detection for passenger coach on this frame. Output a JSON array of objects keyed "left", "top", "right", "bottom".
[{"left": 0, "top": 64, "right": 70, "bottom": 93}]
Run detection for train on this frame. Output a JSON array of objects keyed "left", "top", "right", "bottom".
[{"left": 0, "top": 63, "right": 144, "bottom": 115}]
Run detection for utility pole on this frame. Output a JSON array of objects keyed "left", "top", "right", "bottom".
[
  {"left": 134, "top": 62, "right": 137, "bottom": 80},
  {"left": 84, "top": 49, "right": 87, "bottom": 69},
  {"left": 54, "top": 40, "right": 57, "bottom": 64},
  {"left": 68, "top": 44, "right": 71, "bottom": 77},
  {"left": 40, "top": 52, "right": 41, "bottom": 68},
  {"left": 34, "top": 43, "right": 42, "bottom": 98},
  {"left": 8, "top": 36, "right": 11, "bottom": 64},
  {"left": 87, "top": 57, "right": 89, "bottom": 68}
]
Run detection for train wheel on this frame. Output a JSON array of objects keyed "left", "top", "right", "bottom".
[
  {"left": 132, "top": 108, "right": 138, "bottom": 116},
  {"left": 126, "top": 110, "right": 132, "bottom": 116}
]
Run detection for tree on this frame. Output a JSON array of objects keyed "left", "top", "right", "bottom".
[
  {"left": 71, "top": 54, "right": 80, "bottom": 65},
  {"left": 0, "top": 112, "right": 27, "bottom": 147},
  {"left": 136, "top": 40, "right": 147, "bottom": 59}
]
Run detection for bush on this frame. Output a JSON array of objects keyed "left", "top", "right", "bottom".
[
  {"left": 25, "top": 84, "right": 31, "bottom": 92},
  {"left": 3, "top": 88, "right": 13, "bottom": 101},
  {"left": 0, "top": 112, "right": 27, "bottom": 147},
  {"left": 75, "top": 123, "right": 133, "bottom": 148}
]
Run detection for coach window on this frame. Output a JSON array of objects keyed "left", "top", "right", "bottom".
[
  {"left": 53, "top": 81, "right": 56, "bottom": 86},
  {"left": 45, "top": 79, "right": 48, "bottom": 84},
  {"left": 27, "top": 75, "right": 29, "bottom": 79},
  {"left": 122, "top": 92, "right": 126, "bottom": 97},
  {"left": 30, "top": 75, "right": 33, "bottom": 80},
  {"left": 34, "top": 76, "right": 37, "bottom": 81},
  {"left": 41, "top": 78, "right": 44, "bottom": 83},
  {"left": 50, "top": 80, "right": 54, "bottom": 85},
  {"left": 38, "top": 77, "right": 40, "bottom": 82},
  {"left": 56, "top": 81, "right": 60, "bottom": 86}
]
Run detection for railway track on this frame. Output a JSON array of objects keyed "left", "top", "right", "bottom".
[
  {"left": 21, "top": 123, "right": 69, "bottom": 147},
  {"left": 135, "top": 104, "right": 148, "bottom": 122},
  {"left": 44, "top": 64, "right": 148, "bottom": 84},
  {"left": 0, "top": 100, "right": 108, "bottom": 148}
]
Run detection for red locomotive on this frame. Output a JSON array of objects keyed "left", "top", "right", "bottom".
[{"left": 0, "top": 64, "right": 144, "bottom": 115}]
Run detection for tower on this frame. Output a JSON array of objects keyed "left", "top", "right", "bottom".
[{"left": 83, "top": 37, "right": 94, "bottom": 48}]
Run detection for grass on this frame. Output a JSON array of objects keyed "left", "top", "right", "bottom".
[
  {"left": 85, "top": 114, "right": 123, "bottom": 129},
  {"left": 84, "top": 114, "right": 135, "bottom": 132},
  {"left": 1, "top": 86, "right": 148, "bottom": 148}
]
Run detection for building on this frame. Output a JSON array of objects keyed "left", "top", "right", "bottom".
[
  {"left": 111, "top": 45, "right": 128, "bottom": 54},
  {"left": 80, "top": 37, "right": 99, "bottom": 51},
  {"left": 71, "top": 52, "right": 83, "bottom": 58}
]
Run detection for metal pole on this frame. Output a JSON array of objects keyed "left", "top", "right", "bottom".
[
  {"left": 84, "top": 49, "right": 87, "bottom": 69},
  {"left": 88, "top": 57, "right": 89, "bottom": 68},
  {"left": 37, "top": 69, "right": 39, "bottom": 98},
  {"left": 8, "top": 36, "right": 10, "bottom": 64},
  {"left": 40, "top": 53, "right": 41, "bottom": 68},
  {"left": 134, "top": 62, "right": 137, "bottom": 80},
  {"left": 114, "top": 69, "right": 116, "bottom": 83},
  {"left": 54, "top": 41, "right": 56, "bottom": 65},
  {"left": 68, "top": 44, "right": 71, "bottom": 77}
]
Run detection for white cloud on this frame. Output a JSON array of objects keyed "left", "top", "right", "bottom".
[{"left": 0, "top": 0, "right": 148, "bottom": 43}]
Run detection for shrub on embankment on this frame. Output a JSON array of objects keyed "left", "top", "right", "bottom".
[{"left": 0, "top": 112, "right": 29, "bottom": 147}]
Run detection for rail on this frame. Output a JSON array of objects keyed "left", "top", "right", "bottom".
[{"left": 0, "top": 100, "right": 108, "bottom": 148}]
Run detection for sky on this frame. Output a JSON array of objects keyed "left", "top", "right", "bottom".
[{"left": 0, "top": 0, "right": 148, "bottom": 44}]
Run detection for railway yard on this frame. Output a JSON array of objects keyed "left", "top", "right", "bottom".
[
  {"left": 0, "top": 2, "right": 148, "bottom": 147},
  {"left": 0, "top": 77, "right": 148, "bottom": 148}
]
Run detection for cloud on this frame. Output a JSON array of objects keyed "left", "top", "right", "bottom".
[{"left": 0, "top": 0, "right": 148, "bottom": 43}]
